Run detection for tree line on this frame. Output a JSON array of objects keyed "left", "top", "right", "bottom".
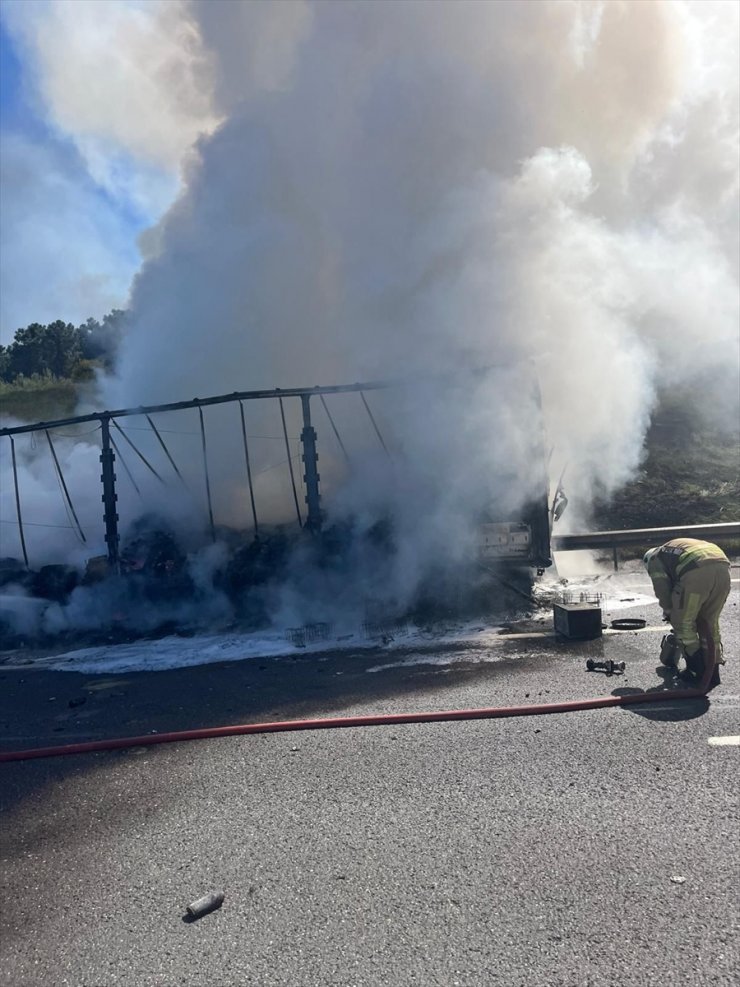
[{"left": 0, "top": 310, "right": 125, "bottom": 384}]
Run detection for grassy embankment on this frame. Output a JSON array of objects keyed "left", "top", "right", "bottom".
[
  {"left": 593, "top": 399, "right": 739, "bottom": 530},
  {"left": 591, "top": 399, "right": 740, "bottom": 558},
  {"left": 0, "top": 359, "right": 102, "bottom": 423},
  {"left": 0, "top": 376, "right": 81, "bottom": 423}
]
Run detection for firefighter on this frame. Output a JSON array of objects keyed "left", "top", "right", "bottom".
[{"left": 643, "top": 538, "right": 731, "bottom": 688}]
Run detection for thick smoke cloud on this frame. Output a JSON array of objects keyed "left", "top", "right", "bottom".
[
  {"left": 3, "top": 0, "right": 739, "bottom": 632},
  {"left": 109, "top": 1, "right": 738, "bottom": 492}
]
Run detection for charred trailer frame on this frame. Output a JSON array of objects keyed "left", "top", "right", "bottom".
[
  {"left": 1, "top": 366, "right": 553, "bottom": 575},
  {"left": 476, "top": 371, "right": 553, "bottom": 572}
]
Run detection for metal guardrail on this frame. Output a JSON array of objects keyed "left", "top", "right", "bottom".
[
  {"left": 552, "top": 521, "right": 740, "bottom": 570},
  {"left": 552, "top": 521, "right": 740, "bottom": 550}
]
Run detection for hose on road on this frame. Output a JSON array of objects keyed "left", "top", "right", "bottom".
[
  {"left": 0, "top": 678, "right": 712, "bottom": 765},
  {"left": 0, "top": 624, "right": 717, "bottom": 764}
]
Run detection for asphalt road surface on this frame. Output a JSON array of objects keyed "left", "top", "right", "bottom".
[{"left": 1, "top": 581, "right": 738, "bottom": 986}]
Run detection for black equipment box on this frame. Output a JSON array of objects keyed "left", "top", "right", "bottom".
[{"left": 553, "top": 603, "right": 603, "bottom": 640}]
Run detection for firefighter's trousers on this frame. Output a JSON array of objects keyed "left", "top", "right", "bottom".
[{"left": 670, "top": 561, "right": 731, "bottom": 660}]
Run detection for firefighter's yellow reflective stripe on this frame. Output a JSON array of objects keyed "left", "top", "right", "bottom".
[
  {"left": 675, "top": 591, "right": 703, "bottom": 651},
  {"left": 676, "top": 543, "right": 729, "bottom": 576}
]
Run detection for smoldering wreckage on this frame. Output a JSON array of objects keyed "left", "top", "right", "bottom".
[
  {"left": 0, "top": 511, "right": 555, "bottom": 652},
  {"left": 2, "top": 0, "right": 739, "bottom": 674},
  {"left": 1, "top": 517, "right": 350, "bottom": 647},
  {"left": 0, "top": 374, "right": 559, "bottom": 651}
]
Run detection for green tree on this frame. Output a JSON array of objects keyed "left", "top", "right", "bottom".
[
  {"left": 2, "top": 310, "right": 126, "bottom": 383},
  {"left": 6, "top": 321, "right": 81, "bottom": 379},
  {"left": 6, "top": 323, "right": 51, "bottom": 378},
  {"left": 45, "top": 320, "right": 82, "bottom": 377},
  {"left": 78, "top": 309, "right": 126, "bottom": 368}
]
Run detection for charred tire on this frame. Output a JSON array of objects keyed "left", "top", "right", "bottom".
[{"left": 610, "top": 618, "right": 647, "bottom": 631}]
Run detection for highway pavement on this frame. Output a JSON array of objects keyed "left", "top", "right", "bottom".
[{"left": 1, "top": 580, "right": 738, "bottom": 986}]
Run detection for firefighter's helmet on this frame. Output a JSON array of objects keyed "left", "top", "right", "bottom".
[{"left": 643, "top": 547, "right": 660, "bottom": 567}]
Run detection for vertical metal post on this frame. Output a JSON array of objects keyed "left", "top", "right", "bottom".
[
  {"left": 300, "top": 394, "right": 322, "bottom": 532},
  {"left": 529, "top": 369, "right": 553, "bottom": 569},
  {"left": 238, "top": 401, "right": 259, "bottom": 538},
  {"left": 9, "top": 436, "right": 29, "bottom": 568},
  {"left": 100, "top": 416, "right": 120, "bottom": 570},
  {"left": 45, "top": 430, "right": 86, "bottom": 542},
  {"left": 278, "top": 396, "right": 303, "bottom": 528},
  {"left": 198, "top": 406, "right": 216, "bottom": 542},
  {"left": 613, "top": 545, "right": 619, "bottom": 572}
]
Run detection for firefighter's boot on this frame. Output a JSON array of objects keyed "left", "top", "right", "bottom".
[
  {"left": 680, "top": 648, "right": 706, "bottom": 685},
  {"left": 659, "top": 633, "right": 679, "bottom": 668},
  {"left": 707, "top": 662, "right": 721, "bottom": 691}
]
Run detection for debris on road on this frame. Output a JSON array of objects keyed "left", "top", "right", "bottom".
[
  {"left": 185, "top": 892, "right": 225, "bottom": 920},
  {"left": 610, "top": 618, "right": 647, "bottom": 630},
  {"left": 553, "top": 602, "right": 603, "bottom": 640},
  {"left": 586, "top": 658, "right": 626, "bottom": 676}
]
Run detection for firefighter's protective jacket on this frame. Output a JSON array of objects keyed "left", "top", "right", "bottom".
[{"left": 645, "top": 538, "right": 730, "bottom": 611}]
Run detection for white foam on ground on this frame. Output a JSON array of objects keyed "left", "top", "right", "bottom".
[
  {"left": 5, "top": 571, "right": 662, "bottom": 675},
  {"left": 26, "top": 622, "right": 509, "bottom": 675}
]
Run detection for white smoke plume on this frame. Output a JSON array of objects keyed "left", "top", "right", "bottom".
[
  {"left": 110, "top": 3, "right": 738, "bottom": 499},
  {"left": 2, "top": 0, "right": 739, "bottom": 632},
  {"left": 2, "top": 0, "right": 220, "bottom": 211}
]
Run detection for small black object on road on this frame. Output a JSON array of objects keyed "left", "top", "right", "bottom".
[
  {"left": 610, "top": 618, "right": 647, "bottom": 630},
  {"left": 185, "top": 892, "right": 225, "bottom": 921},
  {"left": 586, "top": 658, "right": 626, "bottom": 676}
]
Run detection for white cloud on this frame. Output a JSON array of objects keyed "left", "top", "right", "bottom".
[
  {"left": 0, "top": 0, "right": 220, "bottom": 335},
  {"left": 2, "top": 0, "right": 220, "bottom": 187},
  {"left": 0, "top": 133, "right": 137, "bottom": 338}
]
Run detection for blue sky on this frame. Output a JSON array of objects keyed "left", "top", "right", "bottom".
[
  {"left": 0, "top": 17, "right": 23, "bottom": 127},
  {"left": 0, "top": 11, "right": 156, "bottom": 343}
]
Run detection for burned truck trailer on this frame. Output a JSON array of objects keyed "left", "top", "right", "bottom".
[
  {"left": 475, "top": 364, "right": 554, "bottom": 574},
  {"left": 478, "top": 508, "right": 552, "bottom": 573},
  {"left": 1, "top": 366, "right": 554, "bottom": 580}
]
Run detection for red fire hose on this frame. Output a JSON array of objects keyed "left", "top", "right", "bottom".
[
  {"left": 0, "top": 679, "right": 712, "bottom": 765},
  {"left": 0, "top": 625, "right": 717, "bottom": 764}
]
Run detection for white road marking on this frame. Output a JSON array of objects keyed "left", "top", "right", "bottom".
[
  {"left": 707, "top": 736, "right": 740, "bottom": 746},
  {"left": 471, "top": 624, "right": 671, "bottom": 640},
  {"left": 606, "top": 624, "right": 664, "bottom": 634},
  {"left": 498, "top": 630, "right": 553, "bottom": 640},
  {"left": 476, "top": 623, "right": 668, "bottom": 641},
  {"left": 627, "top": 579, "right": 740, "bottom": 588}
]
